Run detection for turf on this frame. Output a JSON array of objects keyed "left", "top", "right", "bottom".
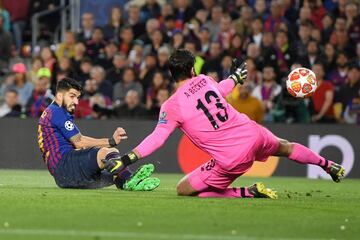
[{"left": 0, "top": 170, "right": 359, "bottom": 240}]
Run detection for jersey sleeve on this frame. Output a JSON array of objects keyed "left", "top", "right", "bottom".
[
  {"left": 135, "top": 101, "right": 180, "bottom": 158},
  {"left": 52, "top": 110, "right": 80, "bottom": 140},
  {"left": 215, "top": 78, "right": 236, "bottom": 98}
]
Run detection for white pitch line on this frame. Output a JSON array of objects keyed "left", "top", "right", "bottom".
[{"left": 0, "top": 228, "right": 327, "bottom": 240}]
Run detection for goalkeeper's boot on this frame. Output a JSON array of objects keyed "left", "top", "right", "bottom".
[
  {"left": 131, "top": 177, "right": 160, "bottom": 191},
  {"left": 326, "top": 162, "right": 345, "bottom": 183},
  {"left": 123, "top": 164, "right": 158, "bottom": 191},
  {"left": 248, "top": 182, "right": 278, "bottom": 199}
]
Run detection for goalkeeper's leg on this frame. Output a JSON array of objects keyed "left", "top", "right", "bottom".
[
  {"left": 274, "top": 138, "right": 345, "bottom": 182},
  {"left": 176, "top": 159, "right": 277, "bottom": 199}
]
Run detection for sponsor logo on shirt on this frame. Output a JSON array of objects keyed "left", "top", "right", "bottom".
[
  {"left": 64, "top": 120, "right": 74, "bottom": 131},
  {"left": 158, "top": 111, "right": 167, "bottom": 124}
]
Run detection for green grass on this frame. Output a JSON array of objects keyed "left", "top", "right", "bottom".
[{"left": 0, "top": 170, "right": 359, "bottom": 240}]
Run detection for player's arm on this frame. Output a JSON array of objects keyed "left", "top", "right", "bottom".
[
  {"left": 109, "top": 104, "right": 179, "bottom": 169},
  {"left": 217, "top": 59, "right": 247, "bottom": 97},
  {"left": 70, "top": 127, "right": 127, "bottom": 149},
  {"left": 312, "top": 89, "right": 334, "bottom": 122}
]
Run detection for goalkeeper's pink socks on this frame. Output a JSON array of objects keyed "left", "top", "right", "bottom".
[
  {"left": 198, "top": 187, "right": 253, "bottom": 198},
  {"left": 289, "top": 143, "right": 332, "bottom": 170}
]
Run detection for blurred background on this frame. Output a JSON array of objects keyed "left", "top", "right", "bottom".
[{"left": 0, "top": 0, "right": 359, "bottom": 178}]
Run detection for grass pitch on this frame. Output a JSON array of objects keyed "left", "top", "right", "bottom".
[{"left": 0, "top": 170, "right": 359, "bottom": 240}]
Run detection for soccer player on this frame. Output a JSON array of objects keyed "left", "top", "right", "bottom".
[
  {"left": 38, "top": 77, "right": 160, "bottom": 190},
  {"left": 104, "top": 49, "right": 345, "bottom": 198}
]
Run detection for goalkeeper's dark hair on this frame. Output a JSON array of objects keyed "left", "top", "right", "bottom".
[
  {"left": 168, "top": 49, "right": 195, "bottom": 82},
  {"left": 56, "top": 77, "right": 83, "bottom": 94}
]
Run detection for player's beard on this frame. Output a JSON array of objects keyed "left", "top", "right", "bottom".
[{"left": 62, "top": 99, "right": 76, "bottom": 114}]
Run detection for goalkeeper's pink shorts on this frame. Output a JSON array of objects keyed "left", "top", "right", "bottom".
[{"left": 188, "top": 126, "right": 279, "bottom": 191}]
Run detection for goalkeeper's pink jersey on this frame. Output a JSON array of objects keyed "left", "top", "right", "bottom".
[{"left": 135, "top": 74, "right": 261, "bottom": 170}]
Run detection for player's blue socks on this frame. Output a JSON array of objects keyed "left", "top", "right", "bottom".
[{"left": 104, "top": 151, "right": 132, "bottom": 189}]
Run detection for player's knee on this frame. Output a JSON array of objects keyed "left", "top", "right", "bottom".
[
  {"left": 277, "top": 139, "right": 294, "bottom": 156},
  {"left": 97, "top": 147, "right": 119, "bottom": 160},
  {"left": 176, "top": 181, "right": 190, "bottom": 196}
]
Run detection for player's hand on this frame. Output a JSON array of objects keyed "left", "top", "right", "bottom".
[
  {"left": 113, "top": 127, "right": 128, "bottom": 145},
  {"left": 229, "top": 59, "right": 247, "bottom": 85}
]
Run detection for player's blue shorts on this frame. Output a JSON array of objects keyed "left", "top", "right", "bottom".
[{"left": 53, "top": 147, "right": 114, "bottom": 189}]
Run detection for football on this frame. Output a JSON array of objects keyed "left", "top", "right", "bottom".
[{"left": 286, "top": 67, "right": 318, "bottom": 98}]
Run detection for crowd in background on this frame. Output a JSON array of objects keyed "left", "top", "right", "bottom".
[{"left": 0, "top": 0, "right": 359, "bottom": 124}]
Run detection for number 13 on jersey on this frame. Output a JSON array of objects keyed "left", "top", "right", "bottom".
[{"left": 196, "top": 90, "right": 228, "bottom": 130}]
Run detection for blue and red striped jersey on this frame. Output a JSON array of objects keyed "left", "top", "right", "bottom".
[{"left": 38, "top": 102, "right": 80, "bottom": 174}]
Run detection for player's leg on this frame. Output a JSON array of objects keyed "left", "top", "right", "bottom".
[
  {"left": 272, "top": 137, "right": 345, "bottom": 182},
  {"left": 100, "top": 148, "right": 160, "bottom": 191},
  {"left": 177, "top": 159, "right": 277, "bottom": 199}
]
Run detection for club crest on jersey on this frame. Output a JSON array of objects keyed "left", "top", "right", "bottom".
[
  {"left": 64, "top": 120, "right": 74, "bottom": 131},
  {"left": 158, "top": 111, "right": 167, "bottom": 124}
]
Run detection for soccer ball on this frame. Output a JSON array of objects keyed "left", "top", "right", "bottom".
[{"left": 286, "top": 67, "right": 317, "bottom": 98}]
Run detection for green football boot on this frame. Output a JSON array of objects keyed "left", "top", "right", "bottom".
[{"left": 123, "top": 164, "right": 160, "bottom": 191}]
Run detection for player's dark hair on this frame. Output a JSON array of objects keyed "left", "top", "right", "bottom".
[
  {"left": 56, "top": 77, "right": 83, "bottom": 94},
  {"left": 168, "top": 49, "right": 195, "bottom": 82}
]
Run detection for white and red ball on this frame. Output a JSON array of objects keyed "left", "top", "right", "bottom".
[{"left": 286, "top": 67, "right": 317, "bottom": 98}]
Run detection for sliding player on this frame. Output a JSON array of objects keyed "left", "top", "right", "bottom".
[
  {"left": 104, "top": 49, "right": 344, "bottom": 198},
  {"left": 38, "top": 77, "right": 159, "bottom": 190}
]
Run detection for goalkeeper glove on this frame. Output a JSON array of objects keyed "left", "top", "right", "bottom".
[{"left": 229, "top": 59, "right": 247, "bottom": 85}]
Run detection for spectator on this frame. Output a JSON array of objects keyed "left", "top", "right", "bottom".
[
  {"left": 40, "top": 46, "right": 57, "bottom": 71},
  {"left": 2, "top": 0, "right": 29, "bottom": 53},
  {"left": 103, "top": 6, "right": 123, "bottom": 41},
  {"left": 10, "top": 63, "right": 34, "bottom": 107},
  {"left": 217, "top": 14, "right": 235, "bottom": 50},
  {"left": 85, "top": 27, "right": 107, "bottom": 61},
  {"left": 252, "top": 65, "right": 282, "bottom": 122},
  {"left": 37, "top": 67, "right": 52, "bottom": 89},
  {"left": 324, "top": 42, "right": 337, "bottom": 73},
  {"left": 219, "top": 55, "right": 232, "bottom": 80},
  {"left": 245, "top": 58, "right": 262, "bottom": 87},
  {"left": 346, "top": 2, "right": 360, "bottom": 45},
  {"left": 204, "top": 5, "right": 222, "bottom": 39},
  {"left": 227, "top": 82, "right": 264, "bottom": 123},
  {"left": 234, "top": 6, "right": 253, "bottom": 38},
  {"left": 310, "top": 62, "right": 335, "bottom": 123},
  {"left": 71, "top": 42, "right": 86, "bottom": 75},
  {"left": 301, "top": 39, "right": 323, "bottom": 69},
  {"left": 327, "top": 52, "right": 349, "bottom": 90},
  {"left": 56, "top": 31, "right": 76, "bottom": 59},
  {"left": 118, "top": 25, "right": 134, "bottom": 55},
  {"left": 90, "top": 65, "right": 113, "bottom": 99},
  {"left": 113, "top": 67, "right": 143, "bottom": 103},
  {"left": 77, "top": 12, "right": 94, "bottom": 42},
  {"left": 139, "top": 18, "right": 160, "bottom": 45},
  {"left": 128, "top": 40, "right": 144, "bottom": 72},
  {"left": 321, "top": 14, "right": 334, "bottom": 44},
  {"left": 197, "top": 26, "right": 211, "bottom": 58},
  {"left": 173, "top": 0, "right": 196, "bottom": 29},
  {"left": 140, "top": 0, "right": 161, "bottom": 22},
  {"left": 228, "top": 33, "right": 244, "bottom": 59},
  {"left": 97, "top": 41, "right": 118, "bottom": 71},
  {"left": 143, "top": 29, "right": 166, "bottom": 56},
  {"left": 126, "top": 3, "right": 145, "bottom": 39},
  {"left": 295, "top": 21, "right": 312, "bottom": 60},
  {"left": 57, "top": 56, "right": 76, "bottom": 79},
  {"left": 249, "top": 17, "right": 263, "bottom": 47},
  {"left": 264, "top": 1, "right": 288, "bottom": 33},
  {"left": 106, "top": 53, "right": 127, "bottom": 85},
  {"left": 25, "top": 75, "right": 53, "bottom": 118},
  {"left": 148, "top": 87, "right": 170, "bottom": 118},
  {"left": 146, "top": 71, "right": 168, "bottom": 110},
  {"left": 75, "top": 79, "right": 112, "bottom": 119},
  {"left": 274, "top": 30, "right": 296, "bottom": 78},
  {"left": 335, "top": 65, "right": 360, "bottom": 122},
  {"left": 27, "top": 57, "right": 43, "bottom": 84},
  {"left": 259, "top": 31, "right": 277, "bottom": 71},
  {"left": 201, "top": 41, "right": 223, "bottom": 75},
  {"left": 0, "top": 15, "right": 12, "bottom": 72},
  {"left": 77, "top": 57, "right": 92, "bottom": 85},
  {"left": 0, "top": 2, "right": 10, "bottom": 31},
  {"left": 0, "top": 89, "right": 21, "bottom": 117},
  {"left": 157, "top": 46, "right": 170, "bottom": 76},
  {"left": 162, "top": 15, "right": 177, "bottom": 41},
  {"left": 139, "top": 53, "right": 158, "bottom": 93},
  {"left": 114, "top": 90, "right": 148, "bottom": 118},
  {"left": 254, "top": 0, "right": 268, "bottom": 21},
  {"left": 170, "top": 30, "right": 185, "bottom": 50}
]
